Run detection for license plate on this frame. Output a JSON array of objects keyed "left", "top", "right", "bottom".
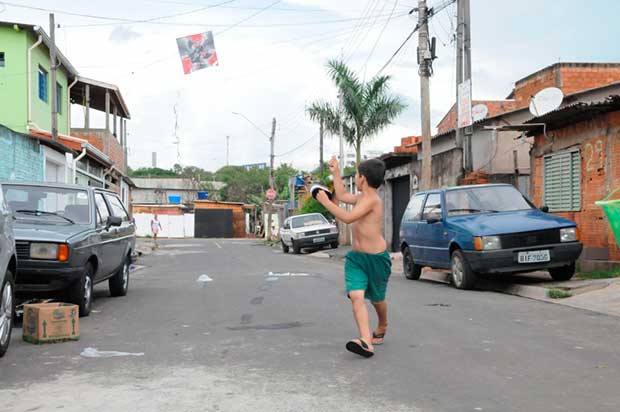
[
  {"left": 518, "top": 250, "right": 550, "bottom": 264},
  {"left": 313, "top": 237, "right": 325, "bottom": 243}
]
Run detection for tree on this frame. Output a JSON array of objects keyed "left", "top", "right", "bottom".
[
  {"left": 130, "top": 167, "right": 178, "bottom": 177},
  {"left": 310, "top": 59, "right": 406, "bottom": 165}
]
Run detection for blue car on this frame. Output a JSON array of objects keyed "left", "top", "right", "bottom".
[{"left": 399, "top": 184, "right": 583, "bottom": 289}]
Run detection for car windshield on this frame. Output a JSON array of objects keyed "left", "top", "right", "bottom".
[
  {"left": 292, "top": 214, "right": 328, "bottom": 228},
  {"left": 2, "top": 185, "right": 91, "bottom": 224},
  {"left": 446, "top": 186, "right": 533, "bottom": 217}
]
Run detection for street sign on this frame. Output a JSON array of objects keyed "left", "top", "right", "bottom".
[
  {"left": 457, "top": 79, "right": 473, "bottom": 128},
  {"left": 266, "top": 188, "right": 276, "bottom": 201}
]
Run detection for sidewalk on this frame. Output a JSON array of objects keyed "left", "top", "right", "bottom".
[{"left": 307, "top": 245, "right": 620, "bottom": 317}]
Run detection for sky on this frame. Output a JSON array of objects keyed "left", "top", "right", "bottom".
[{"left": 2, "top": 0, "right": 620, "bottom": 172}]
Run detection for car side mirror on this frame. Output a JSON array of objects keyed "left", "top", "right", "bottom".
[
  {"left": 107, "top": 216, "right": 122, "bottom": 228},
  {"left": 425, "top": 213, "right": 442, "bottom": 224},
  {"left": 540, "top": 205, "right": 549, "bottom": 213}
]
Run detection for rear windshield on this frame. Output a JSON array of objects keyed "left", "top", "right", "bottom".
[
  {"left": 446, "top": 186, "right": 533, "bottom": 217},
  {"left": 292, "top": 214, "right": 328, "bottom": 228},
  {"left": 2, "top": 185, "right": 91, "bottom": 224}
]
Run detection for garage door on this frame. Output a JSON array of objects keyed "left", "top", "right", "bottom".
[
  {"left": 195, "top": 209, "right": 233, "bottom": 238},
  {"left": 391, "top": 176, "right": 410, "bottom": 252}
]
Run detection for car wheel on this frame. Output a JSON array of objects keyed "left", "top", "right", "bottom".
[
  {"left": 0, "top": 269, "right": 15, "bottom": 358},
  {"left": 109, "top": 257, "right": 130, "bottom": 297},
  {"left": 330, "top": 242, "right": 339, "bottom": 249},
  {"left": 292, "top": 240, "right": 301, "bottom": 254},
  {"left": 549, "top": 262, "right": 576, "bottom": 282},
  {"left": 69, "top": 263, "right": 94, "bottom": 317},
  {"left": 281, "top": 240, "right": 290, "bottom": 254},
  {"left": 403, "top": 246, "right": 422, "bottom": 280},
  {"left": 451, "top": 250, "right": 476, "bottom": 290}
]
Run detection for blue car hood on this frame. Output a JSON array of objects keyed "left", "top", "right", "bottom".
[{"left": 447, "top": 209, "right": 576, "bottom": 236}]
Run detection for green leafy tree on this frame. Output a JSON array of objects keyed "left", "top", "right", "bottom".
[
  {"left": 309, "top": 59, "right": 406, "bottom": 165},
  {"left": 130, "top": 167, "right": 178, "bottom": 177}
]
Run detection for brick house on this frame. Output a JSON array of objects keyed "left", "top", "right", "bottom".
[{"left": 525, "top": 96, "right": 620, "bottom": 269}]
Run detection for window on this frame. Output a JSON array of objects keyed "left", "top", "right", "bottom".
[
  {"left": 543, "top": 149, "right": 581, "bottom": 212},
  {"left": 95, "top": 193, "right": 110, "bottom": 226},
  {"left": 106, "top": 194, "right": 129, "bottom": 221},
  {"left": 422, "top": 193, "right": 442, "bottom": 221},
  {"left": 56, "top": 83, "right": 62, "bottom": 114},
  {"left": 2, "top": 185, "right": 90, "bottom": 224},
  {"left": 291, "top": 214, "right": 328, "bottom": 228},
  {"left": 446, "top": 186, "right": 533, "bottom": 216},
  {"left": 38, "top": 66, "right": 48, "bottom": 102},
  {"left": 403, "top": 194, "right": 425, "bottom": 222},
  {"left": 0, "top": 52, "right": 5, "bottom": 67}
]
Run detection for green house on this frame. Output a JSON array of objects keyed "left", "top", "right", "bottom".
[{"left": 0, "top": 21, "right": 77, "bottom": 136}]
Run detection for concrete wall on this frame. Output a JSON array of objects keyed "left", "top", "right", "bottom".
[
  {"left": 134, "top": 213, "right": 194, "bottom": 238},
  {"left": 132, "top": 188, "right": 197, "bottom": 205},
  {"left": 0, "top": 125, "right": 44, "bottom": 181}
]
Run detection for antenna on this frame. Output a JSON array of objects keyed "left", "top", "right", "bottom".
[
  {"left": 471, "top": 104, "right": 489, "bottom": 122},
  {"left": 529, "top": 87, "right": 563, "bottom": 117}
]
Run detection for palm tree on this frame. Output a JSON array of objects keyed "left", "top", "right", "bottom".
[{"left": 308, "top": 59, "right": 406, "bottom": 166}]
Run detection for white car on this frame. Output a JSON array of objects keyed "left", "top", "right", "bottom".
[
  {"left": 280, "top": 213, "right": 339, "bottom": 254},
  {"left": 0, "top": 184, "right": 16, "bottom": 358}
]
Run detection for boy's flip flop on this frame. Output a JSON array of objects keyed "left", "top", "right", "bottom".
[
  {"left": 346, "top": 339, "right": 374, "bottom": 358},
  {"left": 372, "top": 331, "right": 386, "bottom": 345}
]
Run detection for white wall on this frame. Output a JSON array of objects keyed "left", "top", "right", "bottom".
[
  {"left": 43, "top": 146, "right": 68, "bottom": 183},
  {"left": 134, "top": 213, "right": 195, "bottom": 238}
]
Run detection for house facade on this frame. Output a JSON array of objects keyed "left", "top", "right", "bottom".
[{"left": 0, "top": 21, "right": 133, "bottom": 205}]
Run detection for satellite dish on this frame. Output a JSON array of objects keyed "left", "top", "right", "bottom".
[
  {"left": 471, "top": 104, "right": 489, "bottom": 122},
  {"left": 529, "top": 87, "right": 563, "bottom": 117}
]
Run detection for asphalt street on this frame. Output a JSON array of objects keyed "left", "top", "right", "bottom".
[{"left": 2, "top": 238, "right": 620, "bottom": 412}]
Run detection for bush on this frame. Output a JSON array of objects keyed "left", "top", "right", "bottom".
[{"left": 297, "top": 195, "right": 333, "bottom": 220}]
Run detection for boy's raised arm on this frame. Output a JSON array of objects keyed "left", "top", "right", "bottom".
[
  {"left": 316, "top": 190, "right": 373, "bottom": 224},
  {"left": 328, "top": 156, "right": 359, "bottom": 205}
]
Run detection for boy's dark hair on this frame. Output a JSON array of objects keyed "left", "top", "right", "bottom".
[{"left": 358, "top": 158, "right": 386, "bottom": 189}]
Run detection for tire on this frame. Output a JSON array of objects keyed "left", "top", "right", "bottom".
[
  {"left": 109, "top": 257, "right": 130, "bottom": 297},
  {"left": 292, "top": 240, "right": 301, "bottom": 254},
  {"left": 281, "top": 240, "right": 290, "bottom": 254},
  {"left": 69, "top": 263, "right": 94, "bottom": 317},
  {"left": 451, "top": 250, "right": 477, "bottom": 290},
  {"left": 0, "top": 269, "right": 15, "bottom": 358},
  {"left": 549, "top": 262, "right": 576, "bottom": 282},
  {"left": 331, "top": 242, "right": 339, "bottom": 249},
  {"left": 403, "top": 246, "right": 422, "bottom": 280}
]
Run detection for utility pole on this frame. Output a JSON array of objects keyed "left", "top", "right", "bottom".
[
  {"left": 49, "top": 13, "right": 58, "bottom": 141},
  {"left": 319, "top": 119, "right": 324, "bottom": 177},
  {"left": 338, "top": 92, "right": 345, "bottom": 175},
  {"left": 266, "top": 118, "right": 276, "bottom": 242},
  {"left": 418, "top": 0, "right": 433, "bottom": 190},
  {"left": 455, "top": 0, "right": 464, "bottom": 149},
  {"left": 463, "top": 0, "right": 473, "bottom": 171},
  {"left": 226, "top": 135, "right": 230, "bottom": 166}
]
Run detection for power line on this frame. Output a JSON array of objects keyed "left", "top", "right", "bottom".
[
  {"left": 1, "top": 0, "right": 238, "bottom": 23},
  {"left": 275, "top": 134, "right": 317, "bottom": 157},
  {"left": 361, "top": 0, "right": 400, "bottom": 73},
  {"left": 374, "top": 0, "right": 456, "bottom": 77}
]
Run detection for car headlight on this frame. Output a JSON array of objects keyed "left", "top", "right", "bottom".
[
  {"left": 560, "top": 227, "right": 578, "bottom": 242},
  {"left": 330, "top": 226, "right": 338, "bottom": 234},
  {"left": 291, "top": 232, "right": 300, "bottom": 239},
  {"left": 474, "top": 236, "right": 501, "bottom": 251},
  {"left": 30, "top": 243, "right": 69, "bottom": 261}
]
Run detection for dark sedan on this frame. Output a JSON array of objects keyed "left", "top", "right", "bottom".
[{"left": 1, "top": 182, "right": 136, "bottom": 316}]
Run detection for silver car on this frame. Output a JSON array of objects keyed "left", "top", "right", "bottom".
[
  {"left": 0, "top": 184, "right": 16, "bottom": 357},
  {"left": 280, "top": 213, "right": 339, "bottom": 254}
]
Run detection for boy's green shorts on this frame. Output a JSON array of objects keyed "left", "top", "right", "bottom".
[{"left": 345, "top": 250, "right": 392, "bottom": 302}]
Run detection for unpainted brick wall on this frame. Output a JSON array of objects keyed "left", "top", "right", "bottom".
[
  {"left": 531, "top": 111, "right": 620, "bottom": 261},
  {"left": 0, "top": 127, "right": 44, "bottom": 181}
]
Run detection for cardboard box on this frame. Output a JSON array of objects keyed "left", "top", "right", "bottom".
[{"left": 23, "top": 303, "right": 80, "bottom": 344}]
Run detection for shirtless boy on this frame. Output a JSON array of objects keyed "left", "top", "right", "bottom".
[{"left": 316, "top": 156, "right": 391, "bottom": 358}]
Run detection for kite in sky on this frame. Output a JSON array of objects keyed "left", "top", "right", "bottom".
[{"left": 176, "top": 31, "right": 219, "bottom": 75}]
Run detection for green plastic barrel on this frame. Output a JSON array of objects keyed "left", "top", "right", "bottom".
[{"left": 596, "top": 188, "right": 620, "bottom": 248}]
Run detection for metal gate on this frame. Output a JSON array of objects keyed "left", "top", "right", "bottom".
[
  {"left": 195, "top": 209, "right": 234, "bottom": 238},
  {"left": 391, "top": 176, "right": 410, "bottom": 251}
]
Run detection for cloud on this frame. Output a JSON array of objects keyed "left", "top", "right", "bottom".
[{"left": 109, "top": 26, "right": 142, "bottom": 44}]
